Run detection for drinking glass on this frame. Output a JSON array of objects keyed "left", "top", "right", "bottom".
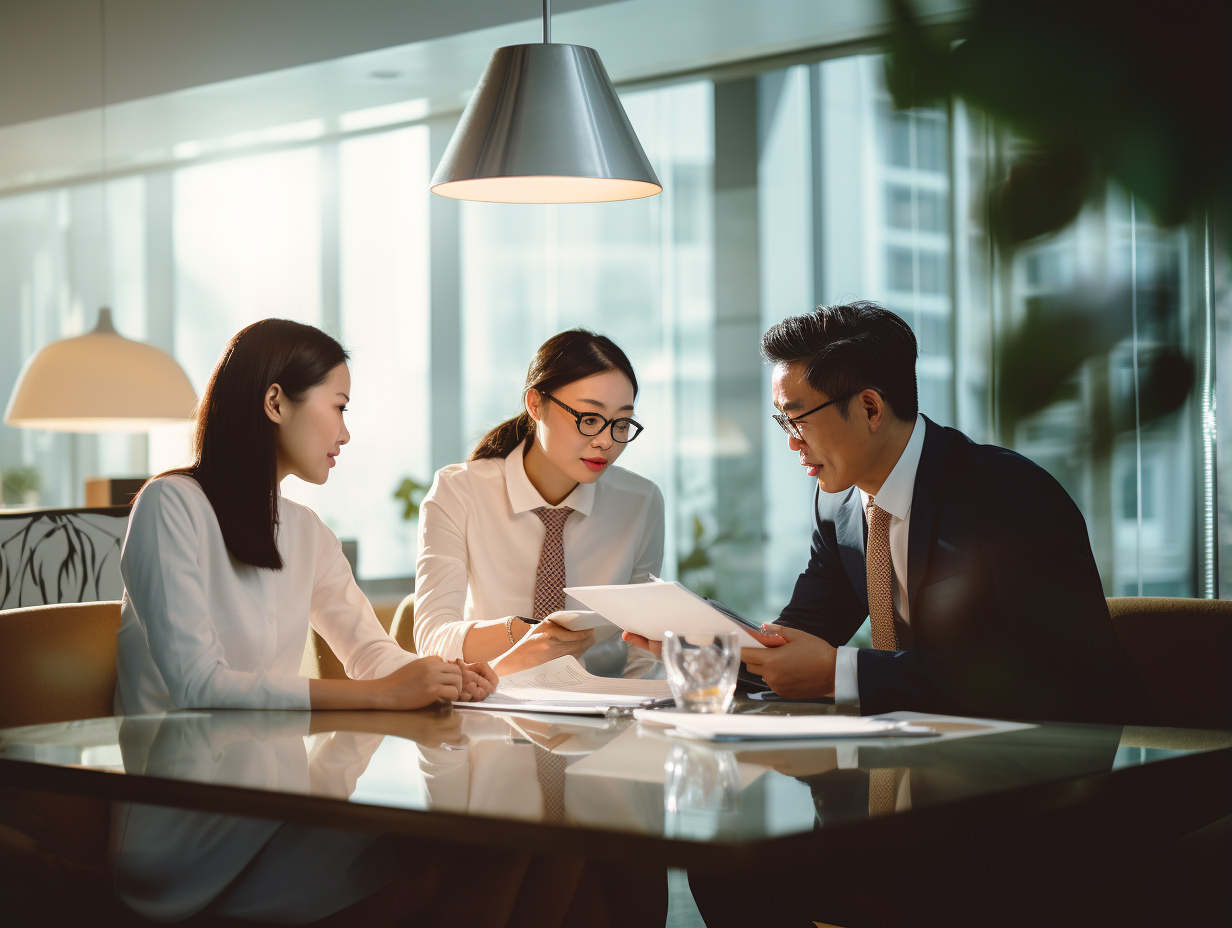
[
  {"left": 664, "top": 743, "right": 742, "bottom": 814},
  {"left": 661, "top": 631, "right": 739, "bottom": 713}
]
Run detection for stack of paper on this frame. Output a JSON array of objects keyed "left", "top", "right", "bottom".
[
  {"left": 633, "top": 710, "right": 940, "bottom": 741},
  {"left": 456, "top": 656, "right": 672, "bottom": 716}
]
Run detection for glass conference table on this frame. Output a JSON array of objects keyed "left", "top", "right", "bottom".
[{"left": 2, "top": 701, "right": 1230, "bottom": 923}]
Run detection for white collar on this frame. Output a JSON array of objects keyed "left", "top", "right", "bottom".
[
  {"left": 503, "top": 441, "right": 596, "bottom": 516},
  {"left": 859, "top": 415, "right": 926, "bottom": 519}
]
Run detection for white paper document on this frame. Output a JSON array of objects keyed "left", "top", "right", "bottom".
[
  {"left": 568, "top": 727, "right": 766, "bottom": 787},
  {"left": 563, "top": 578, "right": 769, "bottom": 648},
  {"left": 633, "top": 710, "right": 941, "bottom": 741},
  {"left": 541, "top": 610, "right": 613, "bottom": 631},
  {"left": 455, "top": 656, "right": 672, "bottom": 715}
]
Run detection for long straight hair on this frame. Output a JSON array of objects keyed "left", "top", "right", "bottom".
[
  {"left": 159, "top": 319, "right": 348, "bottom": 569},
  {"left": 469, "top": 329, "right": 638, "bottom": 461}
]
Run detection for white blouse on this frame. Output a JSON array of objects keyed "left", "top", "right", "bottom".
[
  {"left": 116, "top": 475, "right": 414, "bottom": 714},
  {"left": 413, "top": 443, "right": 664, "bottom": 676}
]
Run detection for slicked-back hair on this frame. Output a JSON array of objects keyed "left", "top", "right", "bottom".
[
  {"left": 156, "top": 319, "right": 349, "bottom": 569},
  {"left": 470, "top": 329, "right": 638, "bottom": 461},
  {"left": 761, "top": 301, "right": 919, "bottom": 421}
]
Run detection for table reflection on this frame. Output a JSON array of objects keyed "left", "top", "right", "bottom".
[
  {"left": 112, "top": 710, "right": 448, "bottom": 923},
  {"left": 0, "top": 704, "right": 1224, "bottom": 925}
]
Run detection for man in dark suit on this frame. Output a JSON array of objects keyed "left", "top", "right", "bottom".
[
  {"left": 678, "top": 302, "right": 1151, "bottom": 928},
  {"left": 739, "top": 301, "right": 1147, "bottom": 723}
]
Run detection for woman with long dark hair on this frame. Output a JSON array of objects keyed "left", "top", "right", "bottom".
[
  {"left": 116, "top": 318, "right": 496, "bottom": 716},
  {"left": 414, "top": 328, "right": 664, "bottom": 677},
  {"left": 112, "top": 319, "right": 523, "bottom": 924}
]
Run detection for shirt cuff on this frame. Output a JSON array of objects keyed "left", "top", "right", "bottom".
[{"left": 834, "top": 646, "right": 860, "bottom": 707}]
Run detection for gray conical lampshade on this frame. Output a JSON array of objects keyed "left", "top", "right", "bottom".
[{"left": 431, "top": 44, "right": 661, "bottom": 204}]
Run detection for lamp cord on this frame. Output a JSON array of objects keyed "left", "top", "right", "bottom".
[{"left": 99, "top": 0, "right": 112, "bottom": 319}]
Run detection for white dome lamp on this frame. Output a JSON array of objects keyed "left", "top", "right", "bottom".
[
  {"left": 5, "top": 1, "right": 196, "bottom": 437},
  {"left": 4, "top": 307, "right": 197, "bottom": 432},
  {"left": 430, "top": 0, "right": 661, "bottom": 204}
]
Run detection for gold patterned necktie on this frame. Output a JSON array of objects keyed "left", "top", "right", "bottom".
[
  {"left": 865, "top": 497, "right": 900, "bottom": 651},
  {"left": 532, "top": 507, "right": 573, "bottom": 620},
  {"left": 868, "top": 767, "right": 906, "bottom": 818}
]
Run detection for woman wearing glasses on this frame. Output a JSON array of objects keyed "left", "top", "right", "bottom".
[{"left": 413, "top": 328, "right": 664, "bottom": 677}]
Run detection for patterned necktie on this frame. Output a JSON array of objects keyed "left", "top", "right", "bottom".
[
  {"left": 532, "top": 743, "right": 568, "bottom": 824},
  {"left": 532, "top": 506, "right": 573, "bottom": 620},
  {"left": 865, "top": 498, "right": 900, "bottom": 651},
  {"left": 868, "top": 767, "right": 906, "bottom": 818}
]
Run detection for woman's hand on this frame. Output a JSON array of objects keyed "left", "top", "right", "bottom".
[
  {"left": 491, "top": 620, "right": 595, "bottom": 675},
  {"left": 455, "top": 659, "right": 499, "bottom": 702},
  {"left": 377, "top": 655, "right": 465, "bottom": 710}
]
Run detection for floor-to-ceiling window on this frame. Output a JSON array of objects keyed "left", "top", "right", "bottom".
[{"left": 0, "top": 44, "right": 1222, "bottom": 608}]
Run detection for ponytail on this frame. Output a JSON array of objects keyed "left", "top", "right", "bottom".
[{"left": 469, "top": 412, "right": 534, "bottom": 462}]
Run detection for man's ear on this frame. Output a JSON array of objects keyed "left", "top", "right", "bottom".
[
  {"left": 860, "top": 388, "right": 886, "bottom": 432},
  {"left": 525, "top": 388, "right": 543, "bottom": 422},
  {"left": 264, "top": 384, "right": 286, "bottom": 424}
]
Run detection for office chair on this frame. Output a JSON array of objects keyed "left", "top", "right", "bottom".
[{"left": 1106, "top": 596, "right": 1232, "bottom": 729}]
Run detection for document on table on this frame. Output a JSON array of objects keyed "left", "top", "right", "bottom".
[
  {"left": 633, "top": 710, "right": 941, "bottom": 741},
  {"left": 455, "top": 656, "right": 672, "bottom": 715},
  {"left": 568, "top": 727, "right": 766, "bottom": 787},
  {"left": 563, "top": 578, "right": 769, "bottom": 648}
]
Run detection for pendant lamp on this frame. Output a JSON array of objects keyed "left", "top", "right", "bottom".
[
  {"left": 430, "top": 0, "right": 661, "bottom": 203},
  {"left": 5, "top": 308, "right": 197, "bottom": 432},
  {"left": 4, "top": 1, "right": 196, "bottom": 434}
]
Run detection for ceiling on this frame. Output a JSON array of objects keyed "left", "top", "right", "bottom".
[{"left": 0, "top": 0, "right": 968, "bottom": 195}]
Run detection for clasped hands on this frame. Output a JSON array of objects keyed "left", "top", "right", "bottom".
[
  {"left": 384, "top": 655, "right": 499, "bottom": 710},
  {"left": 622, "top": 623, "right": 838, "bottom": 700}
]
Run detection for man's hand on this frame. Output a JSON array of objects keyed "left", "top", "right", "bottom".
[
  {"left": 740, "top": 624, "right": 837, "bottom": 700},
  {"left": 621, "top": 631, "right": 662, "bottom": 659}
]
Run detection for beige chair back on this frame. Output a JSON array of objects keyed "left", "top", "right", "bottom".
[
  {"left": 0, "top": 601, "right": 121, "bottom": 730},
  {"left": 1107, "top": 596, "right": 1232, "bottom": 729},
  {"left": 300, "top": 593, "right": 415, "bottom": 681},
  {"left": 0, "top": 601, "right": 121, "bottom": 874},
  {"left": 390, "top": 593, "right": 415, "bottom": 652}
]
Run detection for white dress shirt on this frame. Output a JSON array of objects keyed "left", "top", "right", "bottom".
[
  {"left": 116, "top": 475, "right": 414, "bottom": 714},
  {"left": 413, "top": 443, "right": 664, "bottom": 676},
  {"left": 834, "top": 415, "right": 926, "bottom": 705}
]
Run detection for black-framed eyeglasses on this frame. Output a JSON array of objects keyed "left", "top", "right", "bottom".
[
  {"left": 540, "top": 392, "right": 644, "bottom": 443},
  {"left": 772, "top": 396, "right": 848, "bottom": 439}
]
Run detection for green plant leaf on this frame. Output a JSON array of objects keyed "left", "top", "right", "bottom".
[{"left": 393, "top": 476, "right": 429, "bottom": 521}]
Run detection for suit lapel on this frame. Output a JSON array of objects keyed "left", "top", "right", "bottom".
[
  {"left": 907, "top": 417, "right": 948, "bottom": 614},
  {"left": 833, "top": 487, "right": 869, "bottom": 611}
]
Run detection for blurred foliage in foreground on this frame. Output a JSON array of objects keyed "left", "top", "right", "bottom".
[{"left": 886, "top": 0, "right": 1229, "bottom": 441}]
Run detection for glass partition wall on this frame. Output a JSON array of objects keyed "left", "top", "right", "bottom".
[{"left": 0, "top": 50, "right": 1222, "bottom": 605}]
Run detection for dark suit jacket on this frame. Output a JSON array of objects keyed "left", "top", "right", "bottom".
[{"left": 774, "top": 417, "right": 1149, "bottom": 723}]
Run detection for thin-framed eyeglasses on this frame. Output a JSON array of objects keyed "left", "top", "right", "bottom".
[
  {"left": 540, "top": 392, "right": 644, "bottom": 443},
  {"left": 772, "top": 395, "right": 848, "bottom": 439}
]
